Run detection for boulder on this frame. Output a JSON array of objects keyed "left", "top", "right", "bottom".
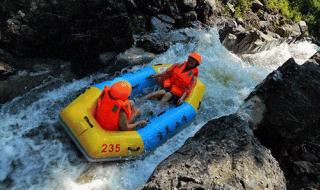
[
  {"left": 115, "top": 48, "right": 156, "bottom": 70},
  {"left": 0, "top": 0, "right": 216, "bottom": 59},
  {"left": 299, "top": 20, "right": 308, "bottom": 35},
  {"left": 142, "top": 112, "right": 286, "bottom": 189},
  {"left": 222, "top": 29, "right": 284, "bottom": 54},
  {"left": 136, "top": 34, "right": 171, "bottom": 54},
  {"left": 0, "top": 62, "right": 15, "bottom": 79},
  {"left": 99, "top": 52, "right": 117, "bottom": 66},
  {"left": 251, "top": 0, "right": 264, "bottom": 12},
  {"left": 151, "top": 15, "right": 175, "bottom": 33},
  {"left": 0, "top": 60, "right": 75, "bottom": 104},
  {"left": 0, "top": 0, "right": 134, "bottom": 58},
  {"left": 247, "top": 54, "right": 320, "bottom": 189},
  {"left": 181, "top": 0, "right": 197, "bottom": 11}
]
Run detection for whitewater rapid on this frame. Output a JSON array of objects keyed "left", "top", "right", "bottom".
[{"left": 0, "top": 27, "right": 318, "bottom": 190}]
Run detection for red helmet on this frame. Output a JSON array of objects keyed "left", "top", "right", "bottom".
[
  {"left": 110, "top": 81, "right": 132, "bottom": 101},
  {"left": 188, "top": 52, "right": 202, "bottom": 64}
]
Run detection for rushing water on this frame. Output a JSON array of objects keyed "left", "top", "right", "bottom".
[{"left": 0, "top": 27, "right": 318, "bottom": 190}]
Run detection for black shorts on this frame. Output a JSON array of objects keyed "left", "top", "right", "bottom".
[{"left": 163, "top": 88, "right": 180, "bottom": 104}]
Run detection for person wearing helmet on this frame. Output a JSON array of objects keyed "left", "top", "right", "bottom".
[
  {"left": 95, "top": 81, "right": 147, "bottom": 131},
  {"left": 144, "top": 52, "right": 202, "bottom": 105}
]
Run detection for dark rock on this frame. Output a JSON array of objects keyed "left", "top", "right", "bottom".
[
  {"left": 0, "top": 62, "right": 15, "bottom": 79},
  {"left": 0, "top": 0, "right": 134, "bottom": 59},
  {"left": 251, "top": 0, "right": 264, "bottom": 12},
  {"left": 0, "top": 0, "right": 215, "bottom": 61},
  {"left": 180, "top": 0, "right": 197, "bottom": 11},
  {"left": 181, "top": 11, "right": 198, "bottom": 25},
  {"left": 195, "top": 0, "right": 214, "bottom": 23},
  {"left": 142, "top": 113, "right": 286, "bottom": 189},
  {"left": 99, "top": 52, "right": 117, "bottom": 66},
  {"left": 136, "top": 34, "right": 171, "bottom": 54},
  {"left": 310, "top": 52, "right": 320, "bottom": 64},
  {"left": 0, "top": 60, "right": 75, "bottom": 104},
  {"left": 222, "top": 29, "right": 284, "bottom": 54},
  {"left": 114, "top": 48, "right": 155, "bottom": 69},
  {"left": 151, "top": 15, "right": 175, "bottom": 33},
  {"left": 247, "top": 54, "right": 320, "bottom": 189},
  {"left": 218, "top": 18, "right": 238, "bottom": 42},
  {"left": 293, "top": 161, "right": 319, "bottom": 175}
]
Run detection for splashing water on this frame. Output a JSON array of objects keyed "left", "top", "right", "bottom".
[{"left": 0, "top": 27, "right": 318, "bottom": 190}]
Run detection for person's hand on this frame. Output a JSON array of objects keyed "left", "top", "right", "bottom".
[
  {"left": 177, "top": 98, "right": 184, "bottom": 105},
  {"left": 149, "top": 74, "right": 158, "bottom": 78},
  {"left": 137, "top": 120, "right": 148, "bottom": 126}
]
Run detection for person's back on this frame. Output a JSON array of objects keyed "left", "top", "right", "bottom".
[{"left": 95, "top": 81, "right": 146, "bottom": 131}]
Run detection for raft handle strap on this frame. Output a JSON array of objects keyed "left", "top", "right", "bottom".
[
  {"left": 132, "top": 84, "right": 139, "bottom": 89},
  {"left": 84, "top": 116, "right": 94, "bottom": 128},
  {"left": 128, "top": 147, "right": 140, "bottom": 151}
]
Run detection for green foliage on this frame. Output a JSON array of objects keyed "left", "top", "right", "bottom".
[
  {"left": 266, "top": 0, "right": 320, "bottom": 35},
  {"left": 235, "top": 0, "right": 252, "bottom": 17}
]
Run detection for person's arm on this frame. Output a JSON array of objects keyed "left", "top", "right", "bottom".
[
  {"left": 177, "top": 92, "right": 187, "bottom": 105},
  {"left": 119, "top": 111, "right": 147, "bottom": 131}
]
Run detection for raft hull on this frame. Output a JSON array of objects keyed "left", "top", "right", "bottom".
[{"left": 59, "top": 64, "right": 205, "bottom": 162}]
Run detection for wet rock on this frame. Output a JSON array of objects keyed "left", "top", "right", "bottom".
[
  {"left": 151, "top": 15, "right": 175, "bottom": 33},
  {"left": 0, "top": 60, "right": 75, "bottom": 104},
  {"left": 136, "top": 34, "right": 171, "bottom": 54},
  {"left": 310, "top": 51, "right": 320, "bottom": 64},
  {"left": 99, "top": 52, "right": 117, "bottom": 66},
  {"left": 194, "top": 0, "right": 215, "bottom": 23},
  {"left": 293, "top": 161, "right": 319, "bottom": 175},
  {"left": 142, "top": 113, "right": 286, "bottom": 189},
  {"left": 275, "top": 24, "right": 302, "bottom": 40},
  {"left": 299, "top": 20, "right": 308, "bottom": 35},
  {"left": 222, "top": 29, "right": 284, "bottom": 54},
  {"left": 251, "top": 0, "right": 264, "bottom": 12},
  {"left": 0, "top": 0, "right": 134, "bottom": 58},
  {"left": 0, "top": 0, "right": 215, "bottom": 60},
  {"left": 247, "top": 54, "right": 320, "bottom": 189},
  {"left": 182, "top": 11, "right": 198, "bottom": 23},
  {"left": 115, "top": 48, "right": 155, "bottom": 69},
  {"left": 181, "top": 0, "right": 197, "bottom": 10},
  {"left": 0, "top": 62, "right": 15, "bottom": 79},
  {"left": 218, "top": 18, "right": 238, "bottom": 42}
]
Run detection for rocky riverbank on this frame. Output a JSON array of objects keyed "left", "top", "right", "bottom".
[
  {"left": 249, "top": 53, "right": 320, "bottom": 189},
  {"left": 142, "top": 51, "right": 320, "bottom": 189},
  {"left": 1, "top": 0, "right": 318, "bottom": 104}
]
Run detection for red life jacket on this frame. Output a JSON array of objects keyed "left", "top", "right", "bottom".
[
  {"left": 161, "top": 61, "right": 198, "bottom": 97},
  {"left": 95, "top": 86, "right": 133, "bottom": 131}
]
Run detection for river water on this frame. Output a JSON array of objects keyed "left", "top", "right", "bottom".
[{"left": 0, "top": 27, "right": 318, "bottom": 190}]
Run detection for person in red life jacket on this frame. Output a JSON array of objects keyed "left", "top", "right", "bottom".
[
  {"left": 144, "top": 52, "right": 202, "bottom": 105},
  {"left": 95, "top": 81, "right": 147, "bottom": 131}
]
